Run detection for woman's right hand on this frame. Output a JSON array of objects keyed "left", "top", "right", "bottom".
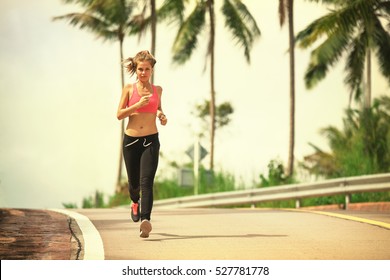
[{"left": 138, "top": 94, "right": 151, "bottom": 108}]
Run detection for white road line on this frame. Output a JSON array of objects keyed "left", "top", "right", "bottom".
[{"left": 50, "top": 209, "right": 105, "bottom": 260}]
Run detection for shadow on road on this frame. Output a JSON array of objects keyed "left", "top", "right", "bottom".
[{"left": 144, "top": 232, "right": 288, "bottom": 242}]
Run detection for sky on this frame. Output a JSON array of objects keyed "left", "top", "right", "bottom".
[{"left": 0, "top": 0, "right": 389, "bottom": 209}]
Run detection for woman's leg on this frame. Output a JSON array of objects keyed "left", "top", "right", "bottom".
[
  {"left": 122, "top": 135, "right": 142, "bottom": 203},
  {"left": 139, "top": 136, "right": 160, "bottom": 221}
]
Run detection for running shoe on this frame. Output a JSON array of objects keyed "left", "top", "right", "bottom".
[
  {"left": 139, "top": 220, "right": 152, "bottom": 238},
  {"left": 131, "top": 201, "right": 140, "bottom": 222}
]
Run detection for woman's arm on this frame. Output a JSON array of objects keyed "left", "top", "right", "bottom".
[
  {"left": 156, "top": 86, "right": 167, "bottom": 126},
  {"left": 116, "top": 84, "right": 150, "bottom": 120}
]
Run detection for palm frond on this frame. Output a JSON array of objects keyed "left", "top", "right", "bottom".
[
  {"left": 377, "top": 0, "right": 390, "bottom": 18},
  {"left": 343, "top": 108, "right": 360, "bottom": 137},
  {"left": 377, "top": 95, "right": 390, "bottom": 114},
  {"left": 232, "top": 0, "right": 261, "bottom": 37},
  {"left": 304, "top": 62, "right": 327, "bottom": 89},
  {"left": 296, "top": 2, "right": 360, "bottom": 49},
  {"left": 371, "top": 16, "right": 390, "bottom": 81},
  {"left": 296, "top": 14, "right": 339, "bottom": 48},
  {"left": 172, "top": 2, "right": 206, "bottom": 65},
  {"left": 320, "top": 126, "right": 347, "bottom": 151},
  {"left": 158, "top": 0, "right": 187, "bottom": 24},
  {"left": 54, "top": 0, "right": 136, "bottom": 42},
  {"left": 304, "top": 28, "right": 351, "bottom": 88},
  {"left": 53, "top": 13, "right": 115, "bottom": 40},
  {"left": 303, "top": 142, "right": 337, "bottom": 177},
  {"left": 221, "top": 0, "right": 260, "bottom": 63},
  {"left": 128, "top": 13, "right": 151, "bottom": 36},
  {"left": 344, "top": 29, "right": 368, "bottom": 95},
  {"left": 278, "top": 0, "right": 287, "bottom": 27},
  {"left": 87, "top": 0, "right": 135, "bottom": 26}
]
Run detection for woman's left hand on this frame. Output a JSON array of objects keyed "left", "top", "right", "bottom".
[{"left": 159, "top": 114, "right": 167, "bottom": 126}]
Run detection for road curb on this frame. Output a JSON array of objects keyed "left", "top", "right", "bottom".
[{"left": 51, "top": 209, "right": 105, "bottom": 260}]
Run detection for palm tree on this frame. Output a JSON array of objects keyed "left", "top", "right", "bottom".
[
  {"left": 296, "top": 0, "right": 390, "bottom": 108},
  {"left": 279, "top": 0, "right": 296, "bottom": 177},
  {"left": 53, "top": 0, "right": 137, "bottom": 192},
  {"left": 168, "top": 0, "right": 260, "bottom": 170}
]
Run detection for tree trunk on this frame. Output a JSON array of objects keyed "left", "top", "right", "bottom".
[
  {"left": 208, "top": 0, "right": 216, "bottom": 171},
  {"left": 150, "top": 0, "right": 157, "bottom": 84},
  {"left": 287, "top": 0, "right": 295, "bottom": 177},
  {"left": 116, "top": 37, "right": 125, "bottom": 193},
  {"left": 365, "top": 48, "right": 372, "bottom": 108}
]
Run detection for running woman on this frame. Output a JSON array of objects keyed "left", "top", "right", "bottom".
[{"left": 117, "top": 50, "right": 167, "bottom": 238}]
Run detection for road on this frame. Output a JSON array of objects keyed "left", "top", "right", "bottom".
[{"left": 68, "top": 207, "right": 390, "bottom": 260}]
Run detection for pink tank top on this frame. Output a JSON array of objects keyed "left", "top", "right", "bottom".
[{"left": 128, "top": 83, "right": 159, "bottom": 113}]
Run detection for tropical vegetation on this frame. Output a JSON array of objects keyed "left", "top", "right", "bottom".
[
  {"left": 296, "top": 0, "right": 390, "bottom": 108},
  {"left": 301, "top": 95, "right": 390, "bottom": 178}
]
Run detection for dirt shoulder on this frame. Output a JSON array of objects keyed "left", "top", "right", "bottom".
[{"left": 0, "top": 208, "right": 81, "bottom": 260}]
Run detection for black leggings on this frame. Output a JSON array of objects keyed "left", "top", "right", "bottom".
[{"left": 122, "top": 133, "right": 160, "bottom": 221}]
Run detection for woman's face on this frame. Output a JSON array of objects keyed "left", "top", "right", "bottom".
[{"left": 136, "top": 61, "right": 153, "bottom": 83}]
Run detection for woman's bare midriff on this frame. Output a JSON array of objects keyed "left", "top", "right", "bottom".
[{"left": 125, "top": 113, "right": 158, "bottom": 137}]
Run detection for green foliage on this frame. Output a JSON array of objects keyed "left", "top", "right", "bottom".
[
  {"left": 299, "top": 191, "right": 390, "bottom": 207},
  {"left": 300, "top": 195, "right": 345, "bottom": 207},
  {"left": 253, "top": 200, "right": 296, "bottom": 209},
  {"left": 198, "top": 168, "right": 237, "bottom": 194},
  {"left": 251, "top": 192, "right": 390, "bottom": 209},
  {"left": 62, "top": 202, "right": 78, "bottom": 209},
  {"left": 63, "top": 168, "right": 240, "bottom": 208},
  {"left": 107, "top": 191, "right": 130, "bottom": 207},
  {"left": 82, "top": 190, "right": 106, "bottom": 208},
  {"left": 302, "top": 96, "right": 390, "bottom": 178},
  {"left": 64, "top": 170, "right": 389, "bottom": 209},
  {"left": 351, "top": 192, "right": 390, "bottom": 203},
  {"left": 258, "top": 159, "right": 296, "bottom": 187},
  {"left": 154, "top": 168, "right": 238, "bottom": 200},
  {"left": 193, "top": 100, "right": 234, "bottom": 132},
  {"left": 63, "top": 190, "right": 107, "bottom": 209},
  {"left": 153, "top": 178, "right": 193, "bottom": 200}
]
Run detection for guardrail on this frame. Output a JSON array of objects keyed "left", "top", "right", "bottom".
[{"left": 154, "top": 173, "right": 390, "bottom": 209}]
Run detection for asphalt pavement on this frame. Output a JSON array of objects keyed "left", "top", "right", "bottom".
[{"left": 1, "top": 203, "right": 389, "bottom": 260}]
